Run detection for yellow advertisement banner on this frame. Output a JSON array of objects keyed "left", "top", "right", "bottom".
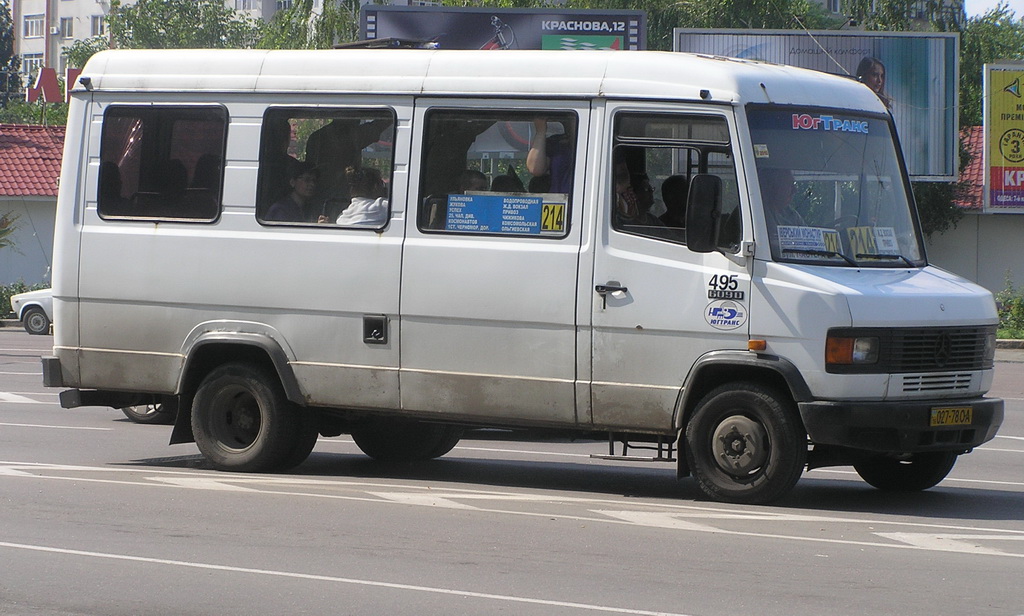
[{"left": 986, "top": 64, "right": 1024, "bottom": 211}]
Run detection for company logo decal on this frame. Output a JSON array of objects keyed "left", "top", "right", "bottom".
[
  {"left": 791, "top": 114, "right": 869, "bottom": 134},
  {"left": 704, "top": 300, "right": 747, "bottom": 331}
]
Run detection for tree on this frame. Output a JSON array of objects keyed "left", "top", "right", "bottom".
[
  {"left": 959, "top": 3, "right": 1024, "bottom": 129},
  {"left": 258, "top": 0, "right": 361, "bottom": 49},
  {"left": 107, "top": 0, "right": 261, "bottom": 50},
  {"left": 63, "top": 36, "right": 110, "bottom": 69},
  {"left": 0, "top": 211, "right": 17, "bottom": 251},
  {"left": 1, "top": 0, "right": 21, "bottom": 107}
]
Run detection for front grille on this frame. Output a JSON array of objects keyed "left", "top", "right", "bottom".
[
  {"left": 890, "top": 327, "right": 992, "bottom": 372},
  {"left": 827, "top": 325, "right": 995, "bottom": 374},
  {"left": 901, "top": 373, "right": 973, "bottom": 393}
]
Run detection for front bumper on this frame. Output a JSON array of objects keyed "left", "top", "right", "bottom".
[{"left": 798, "top": 396, "right": 1003, "bottom": 453}]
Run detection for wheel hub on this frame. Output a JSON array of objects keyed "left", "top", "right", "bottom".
[{"left": 712, "top": 415, "right": 768, "bottom": 476}]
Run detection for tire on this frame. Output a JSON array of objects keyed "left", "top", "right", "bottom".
[
  {"left": 685, "top": 382, "right": 806, "bottom": 505},
  {"left": 191, "top": 362, "right": 313, "bottom": 472},
  {"left": 121, "top": 403, "right": 176, "bottom": 425},
  {"left": 22, "top": 306, "right": 51, "bottom": 335},
  {"left": 854, "top": 451, "right": 958, "bottom": 492},
  {"left": 352, "top": 419, "right": 463, "bottom": 463}
]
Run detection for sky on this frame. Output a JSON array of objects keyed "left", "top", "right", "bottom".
[{"left": 964, "top": 0, "right": 1024, "bottom": 17}]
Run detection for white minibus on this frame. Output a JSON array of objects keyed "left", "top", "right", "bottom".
[{"left": 43, "top": 48, "right": 1003, "bottom": 504}]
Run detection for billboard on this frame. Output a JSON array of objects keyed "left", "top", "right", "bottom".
[
  {"left": 362, "top": 6, "right": 646, "bottom": 51},
  {"left": 674, "top": 30, "right": 959, "bottom": 181},
  {"left": 984, "top": 63, "right": 1024, "bottom": 213}
]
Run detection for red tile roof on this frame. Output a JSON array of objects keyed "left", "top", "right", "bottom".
[
  {"left": 0, "top": 124, "right": 66, "bottom": 197},
  {"left": 956, "top": 125, "right": 983, "bottom": 210}
]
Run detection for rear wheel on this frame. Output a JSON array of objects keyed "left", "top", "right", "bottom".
[
  {"left": 191, "top": 362, "right": 315, "bottom": 472},
  {"left": 854, "top": 451, "right": 958, "bottom": 491},
  {"left": 352, "top": 419, "right": 463, "bottom": 462},
  {"left": 121, "top": 403, "right": 176, "bottom": 425},
  {"left": 23, "top": 306, "right": 50, "bottom": 335},
  {"left": 685, "top": 382, "right": 806, "bottom": 504}
]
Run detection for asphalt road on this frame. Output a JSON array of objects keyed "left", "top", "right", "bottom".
[{"left": 1, "top": 327, "right": 1022, "bottom": 616}]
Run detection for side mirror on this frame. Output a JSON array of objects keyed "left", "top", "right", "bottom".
[{"left": 685, "top": 174, "right": 723, "bottom": 253}]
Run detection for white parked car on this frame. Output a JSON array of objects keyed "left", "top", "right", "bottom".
[{"left": 10, "top": 288, "right": 53, "bottom": 335}]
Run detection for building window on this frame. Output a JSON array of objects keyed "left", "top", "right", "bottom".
[
  {"left": 277, "top": 0, "right": 294, "bottom": 9},
  {"left": 91, "top": 15, "right": 106, "bottom": 37},
  {"left": 828, "top": 0, "right": 841, "bottom": 13},
  {"left": 24, "top": 15, "right": 45, "bottom": 38},
  {"left": 235, "top": 0, "right": 256, "bottom": 10},
  {"left": 59, "top": 18, "right": 74, "bottom": 39},
  {"left": 22, "top": 54, "right": 44, "bottom": 80}
]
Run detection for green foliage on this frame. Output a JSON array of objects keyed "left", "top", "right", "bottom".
[
  {"left": 258, "top": 0, "right": 362, "bottom": 49},
  {"left": 996, "top": 272, "right": 1024, "bottom": 338},
  {"left": 108, "top": 0, "right": 261, "bottom": 49},
  {"left": 912, "top": 180, "right": 964, "bottom": 238},
  {"left": 63, "top": 36, "right": 111, "bottom": 69},
  {"left": 0, "top": 210, "right": 17, "bottom": 250},
  {"left": 959, "top": 3, "right": 1024, "bottom": 129},
  {"left": 0, "top": 99, "right": 68, "bottom": 125},
  {"left": 1, "top": 0, "right": 21, "bottom": 106}
]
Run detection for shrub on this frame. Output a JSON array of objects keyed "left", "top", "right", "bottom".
[
  {"left": 0, "top": 280, "right": 47, "bottom": 320},
  {"left": 996, "top": 272, "right": 1024, "bottom": 339}
]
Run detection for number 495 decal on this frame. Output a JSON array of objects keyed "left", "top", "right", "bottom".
[{"left": 708, "top": 274, "right": 744, "bottom": 300}]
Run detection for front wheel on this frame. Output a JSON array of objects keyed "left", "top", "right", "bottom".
[
  {"left": 22, "top": 307, "right": 51, "bottom": 335},
  {"left": 191, "top": 362, "right": 315, "bottom": 472},
  {"left": 854, "top": 451, "right": 958, "bottom": 491},
  {"left": 685, "top": 382, "right": 806, "bottom": 504}
]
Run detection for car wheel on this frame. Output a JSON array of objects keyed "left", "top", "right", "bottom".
[
  {"left": 352, "top": 419, "right": 463, "bottom": 462},
  {"left": 854, "top": 451, "right": 958, "bottom": 491},
  {"left": 22, "top": 306, "right": 51, "bottom": 335},
  {"left": 685, "top": 382, "right": 806, "bottom": 505},
  {"left": 121, "top": 403, "right": 176, "bottom": 425},
  {"left": 191, "top": 362, "right": 313, "bottom": 472}
]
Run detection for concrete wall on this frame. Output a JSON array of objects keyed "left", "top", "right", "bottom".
[
  {"left": 926, "top": 211, "right": 1024, "bottom": 296},
  {"left": 0, "top": 196, "right": 55, "bottom": 286}
]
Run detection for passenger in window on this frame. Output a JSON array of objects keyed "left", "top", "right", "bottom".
[
  {"left": 490, "top": 166, "right": 525, "bottom": 192},
  {"left": 528, "top": 174, "right": 551, "bottom": 193},
  {"left": 99, "top": 161, "right": 129, "bottom": 214},
  {"left": 760, "top": 168, "right": 805, "bottom": 228},
  {"left": 614, "top": 162, "right": 663, "bottom": 228},
  {"left": 266, "top": 162, "right": 319, "bottom": 222},
  {"left": 335, "top": 166, "right": 388, "bottom": 227},
  {"left": 261, "top": 118, "right": 300, "bottom": 207},
  {"left": 527, "top": 118, "right": 573, "bottom": 195},
  {"left": 458, "top": 169, "right": 488, "bottom": 193},
  {"left": 659, "top": 174, "right": 689, "bottom": 228},
  {"left": 307, "top": 118, "right": 393, "bottom": 218},
  {"left": 184, "top": 154, "right": 222, "bottom": 216}
]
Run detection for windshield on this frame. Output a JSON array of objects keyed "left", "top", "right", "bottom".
[{"left": 747, "top": 106, "right": 923, "bottom": 267}]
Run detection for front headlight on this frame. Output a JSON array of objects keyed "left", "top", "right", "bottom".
[{"left": 826, "top": 335, "right": 879, "bottom": 366}]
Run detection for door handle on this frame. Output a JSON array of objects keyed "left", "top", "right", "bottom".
[{"left": 595, "top": 283, "right": 628, "bottom": 309}]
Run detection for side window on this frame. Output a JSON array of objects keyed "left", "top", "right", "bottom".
[
  {"left": 99, "top": 106, "right": 227, "bottom": 221},
  {"left": 611, "top": 113, "right": 741, "bottom": 251},
  {"left": 418, "top": 109, "right": 576, "bottom": 238},
  {"left": 256, "top": 108, "right": 395, "bottom": 228}
]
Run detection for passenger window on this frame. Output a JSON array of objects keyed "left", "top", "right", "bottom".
[
  {"left": 98, "top": 106, "right": 227, "bottom": 221},
  {"left": 256, "top": 108, "right": 395, "bottom": 228},
  {"left": 611, "top": 113, "right": 741, "bottom": 251},
  {"left": 418, "top": 109, "right": 576, "bottom": 238}
]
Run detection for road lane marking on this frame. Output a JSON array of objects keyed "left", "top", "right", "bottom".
[
  {"left": 0, "top": 392, "right": 38, "bottom": 403},
  {"left": 876, "top": 533, "right": 1024, "bottom": 557},
  {"left": 996, "top": 435, "right": 1024, "bottom": 441},
  {"left": 0, "top": 541, "right": 692, "bottom": 616},
  {"left": 0, "top": 422, "right": 112, "bottom": 431}
]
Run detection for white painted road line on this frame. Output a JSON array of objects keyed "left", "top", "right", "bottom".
[
  {"left": 0, "top": 422, "right": 112, "bottom": 431},
  {"left": 0, "top": 541, "right": 692, "bottom": 616}
]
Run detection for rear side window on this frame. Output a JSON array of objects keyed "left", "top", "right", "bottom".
[
  {"left": 256, "top": 108, "right": 395, "bottom": 228},
  {"left": 98, "top": 106, "right": 227, "bottom": 221},
  {"left": 417, "top": 109, "right": 576, "bottom": 238}
]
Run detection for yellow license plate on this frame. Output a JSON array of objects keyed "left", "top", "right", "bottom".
[{"left": 930, "top": 406, "right": 973, "bottom": 427}]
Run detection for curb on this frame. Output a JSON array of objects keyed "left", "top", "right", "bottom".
[{"left": 996, "top": 339, "right": 1024, "bottom": 349}]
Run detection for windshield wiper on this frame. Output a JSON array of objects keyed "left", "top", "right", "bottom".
[
  {"left": 783, "top": 248, "right": 859, "bottom": 266},
  {"left": 855, "top": 253, "right": 915, "bottom": 267}
]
